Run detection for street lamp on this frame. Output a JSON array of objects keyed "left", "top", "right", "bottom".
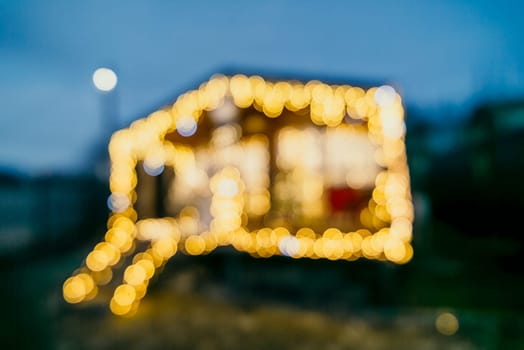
[
  {"left": 92, "top": 66, "right": 119, "bottom": 134},
  {"left": 92, "top": 67, "right": 119, "bottom": 181},
  {"left": 92, "top": 67, "right": 118, "bottom": 92}
]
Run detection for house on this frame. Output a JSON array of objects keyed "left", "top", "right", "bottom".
[{"left": 63, "top": 74, "right": 413, "bottom": 316}]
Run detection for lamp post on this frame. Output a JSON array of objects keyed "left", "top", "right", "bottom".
[
  {"left": 93, "top": 67, "right": 119, "bottom": 135},
  {"left": 92, "top": 67, "right": 119, "bottom": 181}
]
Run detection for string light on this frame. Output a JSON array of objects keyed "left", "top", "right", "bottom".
[{"left": 64, "top": 74, "right": 413, "bottom": 316}]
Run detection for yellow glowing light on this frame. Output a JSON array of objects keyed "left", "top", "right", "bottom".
[
  {"left": 110, "top": 297, "right": 132, "bottom": 315},
  {"left": 105, "top": 227, "right": 132, "bottom": 251},
  {"left": 398, "top": 243, "right": 414, "bottom": 264},
  {"left": 76, "top": 273, "right": 95, "bottom": 295},
  {"left": 152, "top": 237, "right": 178, "bottom": 259},
  {"left": 383, "top": 238, "right": 406, "bottom": 262},
  {"left": 142, "top": 247, "right": 162, "bottom": 266},
  {"left": 85, "top": 250, "right": 110, "bottom": 272},
  {"left": 83, "top": 284, "right": 99, "bottom": 301},
  {"left": 94, "top": 242, "right": 121, "bottom": 266},
  {"left": 216, "top": 178, "right": 239, "bottom": 198},
  {"left": 435, "top": 312, "right": 459, "bottom": 336},
  {"left": 185, "top": 235, "right": 206, "bottom": 255},
  {"left": 134, "top": 282, "right": 149, "bottom": 300},
  {"left": 63, "top": 276, "right": 86, "bottom": 304},
  {"left": 135, "top": 259, "right": 155, "bottom": 279},
  {"left": 296, "top": 227, "right": 316, "bottom": 239},
  {"left": 113, "top": 284, "right": 136, "bottom": 306},
  {"left": 93, "top": 68, "right": 117, "bottom": 92},
  {"left": 123, "top": 264, "right": 147, "bottom": 286},
  {"left": 91, "top": 267, "right": 113, "bottom": 286}
]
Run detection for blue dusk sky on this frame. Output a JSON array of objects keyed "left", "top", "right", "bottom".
[{"left": 1, "top": 0, "right": 523, "bottom": 174}]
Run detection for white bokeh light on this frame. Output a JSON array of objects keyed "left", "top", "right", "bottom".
[
  {"left": 143, "top": 162, "right": 165, "bottom": 176},
  {"left": 279, "top": 236, "right": 300, "bottom": 257},
  {"left": 374, "top": 85, "right": 397, "bottom": 107},
  {"left": 93, "top": 67, "right": 118, "bottom": 92},
  {"left": 176, "top": 115, "right": 198, "bottom": 137},
  {"left": 209, "top": 98, "right": 239, "bottom": 124},
  {"left": 217, "top": 178, "right": 239, "bottom": 198},
  {"left": 107, "top": 192, "right": 130, "bottom": 212}
]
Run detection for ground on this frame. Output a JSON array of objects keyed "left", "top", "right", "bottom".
[{"left": 0, "top": 245, "right": 493, "bottom": 350}]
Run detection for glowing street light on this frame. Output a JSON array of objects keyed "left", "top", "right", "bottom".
[
  {"left": 92, "top": 66, "right": 119, "bottom": 181},
  {"left": 93, "top": 67, "right": 118, "bottom": 92}
]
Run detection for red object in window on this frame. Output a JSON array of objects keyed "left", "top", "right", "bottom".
[{"left": 328, "top": 187, "right": 362, "bottom": 213}]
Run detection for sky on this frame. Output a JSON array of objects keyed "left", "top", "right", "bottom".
[{"left": 1, "top": 0, "right": 524, "bottom": 174}]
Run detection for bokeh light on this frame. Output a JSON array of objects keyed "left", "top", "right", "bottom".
[
  {"left": 435, "top": 312, "right": 459, "bottom": 336},
  {"left": 92, "top": 67, "right": 118, "bottom": 92},
  {"left": 176, "top": 115, "right": 198, "bottom": 137}
]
